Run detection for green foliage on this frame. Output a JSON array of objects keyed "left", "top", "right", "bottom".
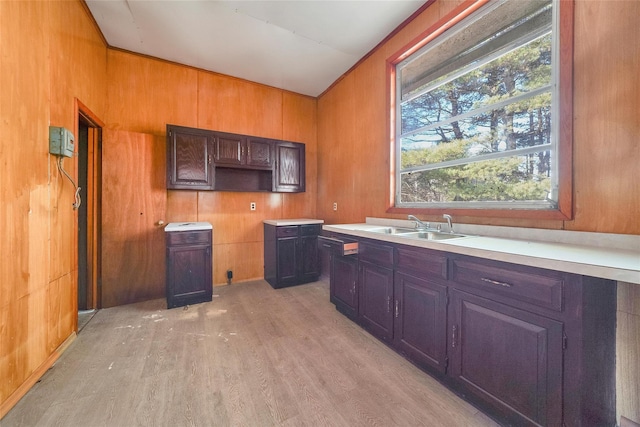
[{"left": 400, "top": 29, "right": 554, "bottom": 204}]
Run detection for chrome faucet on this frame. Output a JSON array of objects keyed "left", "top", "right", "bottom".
[
  {"left": 442, "top": 214, "right": 454, "bottom": 233},
  {"left": 408, "top": 215, "right": 429, "bottom": 230}
]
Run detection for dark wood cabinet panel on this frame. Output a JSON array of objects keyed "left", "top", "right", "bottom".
[
  {"left": 246, "top": 138, "right": 273, "bottom": 168},
  {"left": 358, "top": 261, "right": 394, "bottom": 343},
  {"left": 276, "top": 237, "right": 298, "bottom": 285},
  {"left": 264, "top": 223, "right": 320, "bottom": 289},
  {"left": 273, "top": 142, "right": 305, "bottom": 192},
  {"left": 300, "top": 233, "right": 320, "bottom": 282},
  {"left": 449, "top": 289, "right": 563, "bottom": 426},
  {"left": 393, "top": 271, "right": 447, "bottom": 374},
  {"left": 330, "top": 254, "right": 358, "bottom": 319},
  {"left": 167, "top": 126, "right": 214, "bottom": 190},
  {"left": 167, "top": 124, "right": 303, "bottom": 192},
  {"left": 166, "top": 230, "right": 212, "bottom": 309},
  {"left": 214, "top": 134, "right": 273, "bottom": 169},
  {"left": 214, "top": 133, "right": 243, "bottom": 165},
  {"left": 325, "top": 232, "right": 616, "bottom": 427}
]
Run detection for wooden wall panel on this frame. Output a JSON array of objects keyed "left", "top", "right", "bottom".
[
  {"left": 196, "top": 71, "right": 283, "bottom": 138},
  {"left": 213, "top": 242, "right": 264, "bottom": 285},
  {"left": 281, "top": 93, "right": 318, "bottom": 219},
  {"left": 101, "top": 130, "right": 167, "bottom": 307},
  {"left": 570, "top": 0, "right": 640, "bottom": 234},
  {"left": 317, "top": 74, "right": 357, "bottom": 223},
  {"left": 316, "top": 0, "right": 639, "bottom": 235},
  {"left": 106, "top": 50, "right": 199, "bottom": 135}
]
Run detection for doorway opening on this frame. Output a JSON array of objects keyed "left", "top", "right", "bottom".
[{"left": 76, "top": 100, "right": 103, "bottom": 331}]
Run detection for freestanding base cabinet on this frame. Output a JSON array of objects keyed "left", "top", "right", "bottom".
[
  {"left": 263, "top": 219, "right": 323, "bottom": 289},
  {"left": 165, "top": 222, "right": 213, "bottom": 309}
]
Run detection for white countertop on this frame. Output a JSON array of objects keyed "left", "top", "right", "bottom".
[
  {"left": 264, "top": 218, "right": 324, "bottom": 226},
  {"left": 165, "top": 222, "right": 213, "bottom": 232},
  {"left": 324, "top": 221, "right": 640, "bottom": 284}
]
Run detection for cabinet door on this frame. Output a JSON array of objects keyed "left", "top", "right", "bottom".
[
  {"left": 276, "top": 236, "right": 298, "bottom": 286},
  {"left": 273, "top": 142, "right": 305, "bottom": 192},
  {"left": 330, "top": 255, "right": 358, "bottom": 319},
  {"left": 449, "top": 289, "right": 563, "bottom": 426},
  {"left": 299, "top": 234, "right": 319, "bottom": 282},
  {"left": 246, "top": 138, "right": 273, "bottom": 168},
  {"left": 359, "top": 261, "right": 394, "bottom": 343},
  {"left": 167, "top": 126, "right": 214, "bottom": 190},
  {"left": 166, "top": 244, "right": 212, "bottom": 309},
  {"left": 393, "top": 272, "right": 447, "bottom": 374},
  {"left": 214, "top": 133, "right": 244, "bottom": 166}
]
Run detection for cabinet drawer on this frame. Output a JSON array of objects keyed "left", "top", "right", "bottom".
[
  {"left": 451, "top": 258, "right": 563, "bottom": 311},
  {"left": 318, "top": 235, "right": 358, "bottom": 256},
  {"left": 300, "top": 224, "right": 321, "bottom": 236},
  {"left": 166, "top": 230, "right": 211, "bottom": 246},
  {"left": 358, "top": 241, "right": 394, "bottom": 268},
  {"left": 276, "top": 226, "right": 299, "bottom": 237},
  {"left": 396, "top": 245, "right": 447, "bottom": 280}
]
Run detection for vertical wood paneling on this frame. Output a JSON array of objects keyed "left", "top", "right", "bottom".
[
  {"left": 281, "top": 93, "right": 317, "bottom": 219},
  {"left": 570, "top": 0, "right": 640, "bottom": 234},
  {"left": 317, "top": 0, "right": 639, "bottom": 235},
  {"left": 317, "top": 74, "right": 357, "bottom": 223},
  {"left": 197, "top": 71, "right": 283, "bottom": 138},
  {"left": 106, "top": 50, "right": 199, "bottom": 135}
]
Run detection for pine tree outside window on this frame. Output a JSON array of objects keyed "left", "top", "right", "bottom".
[{"left": 394, "top": 0, "right": 568, "bottom": 213}]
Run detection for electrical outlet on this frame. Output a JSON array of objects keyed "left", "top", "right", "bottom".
[
  {"left": 333, "top": 202, "right": 338, "bottom": 211},
  {"left": 250, "top": 202, "right": 256, "bottom": 211}
]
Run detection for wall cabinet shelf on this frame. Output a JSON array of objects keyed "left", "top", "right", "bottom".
[
  {"left": 167, "top": 124, "right": 305, "bottom": 193},
  {"left": 324, "top": 233, "right": 616, "bottom": 427}
]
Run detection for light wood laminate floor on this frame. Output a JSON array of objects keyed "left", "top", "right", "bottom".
[{"left": 3, "top": 279, "right": 499, "bottom": 427}]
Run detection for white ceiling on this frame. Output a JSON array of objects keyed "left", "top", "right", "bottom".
[{"left": 85, "top": 0, "right": 426, "bottom": 97}]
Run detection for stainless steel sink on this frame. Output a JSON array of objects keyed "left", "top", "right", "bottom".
[
  {"left": 367, "top": 227, "right": 417, "bottom": 234},
  {"left": 403, "top": 231, "right": 467, "bottom": 240},
  {"left": 367, "top": 227, "right": 467, "bottom": 240}
]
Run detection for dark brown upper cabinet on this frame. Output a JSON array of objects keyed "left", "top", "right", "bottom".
[
  {"left": 166, "top": 125, "right": 215, "bottom": 190},
  {"left": 273, "top": 141, "right": 305, "bottom": 193},
  {"left": 166, "top": 124, "right": 305, "bottom": 193},
  {"left": 214, "top": 133, "right": 273, "bottom": 169}
]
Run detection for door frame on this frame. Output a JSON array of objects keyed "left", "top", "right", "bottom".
[{"left": 75, "top": 98, "right": 104, "bottom": 310}]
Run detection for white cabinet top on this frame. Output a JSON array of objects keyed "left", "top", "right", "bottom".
[
  {"left": 263, "top": 218, "right": 324, "bottom": 226},
  {"left": 324, "top": 220, "right": 640, "bottom": 284},
  {"left": 165, "top": 222, "right": 213, "bottom": 232}
]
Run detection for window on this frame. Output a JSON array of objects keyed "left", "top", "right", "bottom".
[{"left": 393, "top": 0, "right": 570, "bottom": 216}]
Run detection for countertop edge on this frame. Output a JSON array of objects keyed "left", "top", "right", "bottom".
[
  {"left": 323, "top": 224, "right": 640, "bottom": 285},
  {"left": 264, "top": 219, "right": 324, "bottom": 226}
]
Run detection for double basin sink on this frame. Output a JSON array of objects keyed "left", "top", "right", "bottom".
[{"left": 366, "top": 226, "right": 468, "bottom": 241}]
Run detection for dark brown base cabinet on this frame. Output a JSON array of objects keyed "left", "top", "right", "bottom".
[
  {"left": 264, "top": 223, "right": 321, "bottom": 289},
  {"left": 327, "top": 233, "right": 616, "bottom": 427},
  {"left": 165, "top": 229, "right": 213, "bottom": 309}
]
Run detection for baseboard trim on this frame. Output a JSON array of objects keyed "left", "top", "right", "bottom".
[{"left": 0, "top": 332, "right": 77, "bottom": 419}]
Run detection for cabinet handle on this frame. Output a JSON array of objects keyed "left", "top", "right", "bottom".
[
  {"left": 481, "top": 277, "right": 513, "bottom": 288},
  {"left": 322, "top": 244, "right": 332, "bottom": 248},
  {"left": 394, "top": 300, "right": 399, "bottom": 318},
  {"left": 208, "top": 154, "right": 212, "bottom": 164},
  {"left": 452, "top": 325, "right": 458, "bottom": 348},
  {"left": 351, "top": 281, "right": 356, "bottom": 295},
  {"left": 387, "top": 296, "right": 391, "bottom": 313}
]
